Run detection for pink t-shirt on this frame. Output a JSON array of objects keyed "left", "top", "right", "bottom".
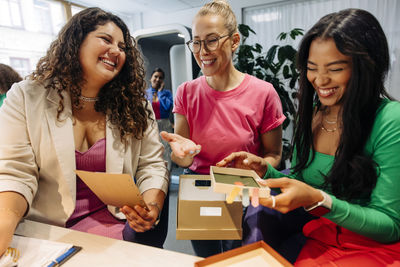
[{"left": 173, "top": 74, "right": 285, "bottom": 174}]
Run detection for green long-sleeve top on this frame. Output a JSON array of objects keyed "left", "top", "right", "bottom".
[{"left": 264, "top": 99, "right": 400, "bottom": 243}]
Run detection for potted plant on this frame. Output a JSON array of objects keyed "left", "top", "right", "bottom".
[{"left": 235, "top": 24, "right": 304, "bottom": 169}]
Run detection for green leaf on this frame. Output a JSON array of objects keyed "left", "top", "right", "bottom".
[
  {"left": 289, "top": 77, "right": 297, "bottom": 89},
  {"left": 255, "top": 71, "right": 264, "bottom": 79},
  {"left": 255, "top": 43, "right": 263, "bottom": 53},
  {"left": 238, "top": 24, "right": 249, "bottom": 38},
  {"left": 266, "top": 45, "right": 278, "bottom": 63},
  {"left": 264, "top": 74, "right": 273, "bottom": 82},
  {"left": 277, "top": 32, "right": 287, "bottom": 41},
  {"left": 278, "top": 45, "right": 297, "bottom": 63},
  {"left": 283, "top": 118, "right": 290, "bottom": 129},
  {"left": 292, "top": 28, "right": 304, "bottom": 35},
  {"left": 283, "top": 65, "right": 290, "bottom": 79},
  {"left": 256, "top": 56, "right": 266, "bottom": 68},
  {"left": 238, "top": 24, "right": 256, "bottom": 39}
]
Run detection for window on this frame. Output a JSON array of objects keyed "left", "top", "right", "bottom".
[
  {"left": 0, "top": 0, "right": 67, "bottom": 75},
  {"left": 0, "top": 0, "right": 23, "bottom": 28},
  {"left": 10, "top": 57, "right": 30, "bottom": 78},
  {"left": 34, "top": 0, "right": 53, "bottom": 34}
]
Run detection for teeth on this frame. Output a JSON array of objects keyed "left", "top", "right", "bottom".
[
  {"left": 318, "top": 87, "right": 336, "bottom": 97},
  {"left": 101, "top": 58, "right": 116, "bottom": 67},
  {"left": 202, "top": 59, "right": 215, "bottom": 65}
]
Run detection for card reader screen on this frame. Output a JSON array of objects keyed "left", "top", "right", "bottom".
[
  {"left": 213, "top": 173, "right": 259, "bottom": 187},
  {"left": 195, "top": 180, "right": 211, "bottom": 187}
]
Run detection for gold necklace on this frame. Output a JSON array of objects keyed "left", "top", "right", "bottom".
[
  {"left": 321, "top": 114, "right": 337, "bottom": 132},
  {"left": 321, "top": 125, "right": 337, "bottom": 132},
  {"left": 324, "top": 117, "right": 337, "bottom": 124},
  {"left": 320, "top": 108, "right": 338, "bottom": 132}
]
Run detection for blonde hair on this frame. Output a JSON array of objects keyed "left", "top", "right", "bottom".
[{"left": 196, "top": 0, "right": 238, "bottom": 35}]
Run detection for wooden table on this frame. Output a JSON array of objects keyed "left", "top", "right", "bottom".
[{"left": 15, "top": 219, "right": 202, "bottom": 266}]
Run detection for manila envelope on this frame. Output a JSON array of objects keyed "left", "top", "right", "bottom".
[{"left": 75, "top": 170, "right": 146, "bottom": 208}]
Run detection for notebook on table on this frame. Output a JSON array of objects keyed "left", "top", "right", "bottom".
[{"left": 0, "top": 235, "right": 81, "bottom": 267}]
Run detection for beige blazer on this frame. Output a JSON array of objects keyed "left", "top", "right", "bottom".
[{"left": 0, "top": 80, "right": 169, "bottom": 226}]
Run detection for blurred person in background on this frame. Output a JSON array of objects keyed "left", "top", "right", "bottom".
[
  {"left": 0, "top": 64, "right": 22, "bottom": 107},
  {"left": 146, "top": 67, "right": 174, "bottom": 171}
]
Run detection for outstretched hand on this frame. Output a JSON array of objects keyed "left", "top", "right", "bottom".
[
  {"left": 216, "top": 151, "right": 268, "bottom": 178},
  {"left": 160, "top": 131, "right": 201, "bottom": 158}
]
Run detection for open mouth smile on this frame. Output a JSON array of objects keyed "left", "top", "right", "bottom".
[
  {"left": 201, "top": 59, "right": 216, "bottom": 66},
  {"left": 318, "top": 87, "right": 338, "bottom": 97},
  {"left": 100, "top": 57, "right": 117, "bottom": 68}
]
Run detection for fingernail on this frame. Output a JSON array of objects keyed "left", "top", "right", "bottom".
[
  {"left": 243, "top": 159, "right": 249, "bottom": 164},
  {"left": 189, "top": 150, "right": 194, "bottom": 154},
  {"left": 195, "top": 150, "right": 200, "bottom": 153}
]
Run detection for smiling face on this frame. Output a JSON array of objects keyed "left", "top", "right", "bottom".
[
  {"left": 307, "top": 38, "right": 352, "bottom": 108},
  {"left": 79, "top": 21, "right": 126, "bottom": 89},
  {"left": 191, "top": 14, "right": 237, "bottom": 77},
  {"left": 150, "top": 71, "right": 164, "bottom": 90}
]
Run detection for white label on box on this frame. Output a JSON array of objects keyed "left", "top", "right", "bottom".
[{"left": 200, "top": 207, "right": 222, "bottom": 216}]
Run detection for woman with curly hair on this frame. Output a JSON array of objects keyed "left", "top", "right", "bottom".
[
  {"left": 0, "top": 7, "right": 169, "bottom": 255},
  {"left": 0, "top": 64, "right": 22, "bottom": 107}
]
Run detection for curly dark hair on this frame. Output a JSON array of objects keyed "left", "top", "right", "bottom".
[
  {"left": 29, "top": 7, "right": 151, "bottom": 141},
  {"left": 0, "top": 64, "right": 22, "bottom": 94},
  {"left": 294, "top": 8, "right": 393, "bottom": 201}
]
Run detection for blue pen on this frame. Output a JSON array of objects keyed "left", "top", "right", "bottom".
[{"left": 47, "top": 247, "right": 76, "bottom": 267}]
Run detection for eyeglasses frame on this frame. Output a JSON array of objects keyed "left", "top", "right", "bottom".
[{"left": 186, "top": 34, "right": 232, "bottom": 53}]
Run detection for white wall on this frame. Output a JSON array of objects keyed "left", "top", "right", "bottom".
[
  {"left": 137, "top": 0, "right": 283, "bottom": 30},
  {"left": 170, "top": 44, "right": 187, "bottom": 97}
]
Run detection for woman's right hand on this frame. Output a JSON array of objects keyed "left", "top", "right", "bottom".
[
  {"left": 0, "top": 227, "right": 14, "bottom": 257},
  {"left": 160, "top": 131, "right": 201, "bottom": 158},
  {"left": 0, "top": 210, "right": 21, "bottom": 257},
  {"left": 216, "top": 151, "right": 269, "bottom": 178},
  {"left": 0, "top": 193, "right": 28, "bottom": 256}
]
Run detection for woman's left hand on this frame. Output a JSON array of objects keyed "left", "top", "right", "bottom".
[
  {"left": 258, "top": 178, "right": 324, "bottom": 214},
  {"left": 216, "top": 151, "right": 268, "bottom": 178},
  {"left": 120, "top": 204, "right": 159, "bottom": 232},
  {"left": 160, "top": 131, "right": 201, "bottom": 158}
]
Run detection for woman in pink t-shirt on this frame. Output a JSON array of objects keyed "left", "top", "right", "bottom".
[{"left": 161, "top": 0, "right": 285, "bottom": 258}]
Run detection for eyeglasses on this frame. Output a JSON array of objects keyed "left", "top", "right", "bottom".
[{"left": 186, "top": 34, "right": 231, "bottom": 54}]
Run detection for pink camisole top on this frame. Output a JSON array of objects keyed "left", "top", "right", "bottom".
[{"left": 66, "top": 138, "right": 125, "bottom": 239}]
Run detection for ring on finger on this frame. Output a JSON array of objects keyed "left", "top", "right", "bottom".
[{"left": 271, "top": 195, "right": 276, "bottom": 208}]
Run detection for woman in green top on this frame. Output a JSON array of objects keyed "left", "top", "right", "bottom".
[
  {"left": 0, "top": 64, "right": 22, "bottom": 107},
  {"left": 218, "top": 8, "right": 400, "bottom": 266}
]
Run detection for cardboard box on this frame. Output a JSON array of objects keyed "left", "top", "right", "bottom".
[
  {"left": 194, "top": 241, "right": 293, "bottom": 267},
  {"left": 176, "top": 175, "right": 243, "bottom": 240}
]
